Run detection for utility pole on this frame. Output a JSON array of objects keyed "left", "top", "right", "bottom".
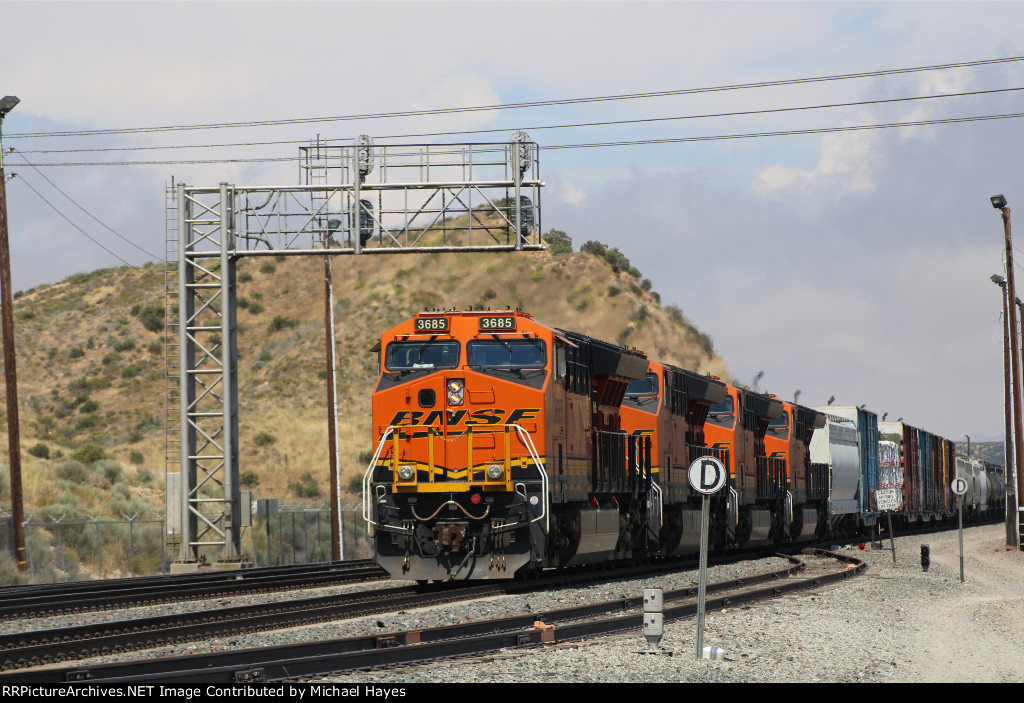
[
  {"left": 0, "top": 95, "right": 25, "bottom": 573},
  {"left": 992, "top": 273, "right": 1017, "bottom": 549},
  {"left": 993, "top": 194, "right": 1024, "bottom": 550},
  {"left": 323, "top": 223, "right": 342, "bottom": 561}
]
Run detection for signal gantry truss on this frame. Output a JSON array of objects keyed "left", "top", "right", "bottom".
[{"left": 164, "top": 134, "right": 544, "bottom": 566}]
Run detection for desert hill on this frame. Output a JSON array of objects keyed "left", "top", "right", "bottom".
[{"left": 0, "top": 239, "right": 729, "bottom": 521}]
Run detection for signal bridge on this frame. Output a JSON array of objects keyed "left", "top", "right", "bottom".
[{"left": 164, "top": 133, "right": 544, "bottom": 569}]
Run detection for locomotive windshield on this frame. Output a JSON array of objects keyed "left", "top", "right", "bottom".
[
  {"left": 626, "top": 372, "right": 659, "bottom": 397},
  {"left": 767, "top": 410, "right": 790, "bottom": 439},
  {"left": 385, "top": 341, "right": 460, "bottom": 371},
  {"left": 707, "top": 395, "right": 735, "bottom": 428},
  {"left": 467, "top": 339, "right": 546, "bottom": 368}
]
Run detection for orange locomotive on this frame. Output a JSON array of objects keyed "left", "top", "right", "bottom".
[
  {"left": 618, "top": 359, "right": 727, "bottom": 555},
  {"left": 702, "top": 386, "right": 826, "bottom": 548},
  {"left": 364, "top": 310, "right": 650, "bottom": 581},
  {"left": 762, "top": 400, "right": 829, "bottom": 543}
]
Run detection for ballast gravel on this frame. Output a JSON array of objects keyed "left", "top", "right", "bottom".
[
  {"left": 10, "top": 523, "right": 1024, "bottom": 683},
  {"left": 335, "top": 523, "right": 1024, "bottom": 684}
]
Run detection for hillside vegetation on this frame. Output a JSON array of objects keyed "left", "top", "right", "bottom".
[{"left": 0, "top": 236, "right": 729, "bottom": 522}]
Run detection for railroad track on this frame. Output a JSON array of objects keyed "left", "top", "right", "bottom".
[
  {"left": 0, "top": 549, "right": 865, "bottom": 683},
  {"left": 0, "top": 554, "right": 734, "bottom": 671},
  {"left": 0, "top": 560, "right": 387, "bottom": 621}
]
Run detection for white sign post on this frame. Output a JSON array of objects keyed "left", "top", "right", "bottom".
[
  {"left": 688, "top": 456, "right": 727, "bottom": 661},
  {"left": 951, "top": 477, "right": 968, "bottom": 583},
  {"left": 875, "top": 488, "right": 899, "bottom": 563}
]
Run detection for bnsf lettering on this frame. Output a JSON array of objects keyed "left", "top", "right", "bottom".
[{"left": 388, "top": 408, "right": 539, "bottom": 427}]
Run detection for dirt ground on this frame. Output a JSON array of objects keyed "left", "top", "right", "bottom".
[{"left": 894, "top": 522, "right": 1024, "bottom": 682}]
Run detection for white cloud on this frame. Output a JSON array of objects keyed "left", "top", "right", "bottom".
[{"left": 752, "top": 115, "right": 882, "bottom": 199}]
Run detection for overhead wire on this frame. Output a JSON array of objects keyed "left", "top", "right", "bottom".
[
  {"left": 7, "top": 55, "right": 1024, "bottom": 141},
  {"left": 13, "top": 85, "right": 1024, "bottom": 157},
  {"left": 11, "top": 173, "right": 141, "bottom": 268},
  {"left": 9, "top": 148, "right": 160, "bottom": 259},
  {"left": 14, "top": 110, "right": 1024, "bottom": 167}
]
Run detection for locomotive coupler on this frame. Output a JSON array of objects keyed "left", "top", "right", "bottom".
[{"left": 434, "top": 524, "right": 468, "bottom": 552}]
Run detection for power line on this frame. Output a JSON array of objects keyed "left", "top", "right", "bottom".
[
  {"left": 10, "top": 173, "right": 141, "bottom": 268},
  {"left": 543, "top": 111, "right": 1024, "bottom": 150},
  {"left": 9, "top": 148, "right": 160, "bottom": 260},
  {"left": 15, "top": 110, "right": 1024, "bottom": 167},
  {"left": 15, "top": 85, "right": 1024, "bottom": 157},
  {"left": 9, "top": 55, "right": 1024, "bottom": 141}
]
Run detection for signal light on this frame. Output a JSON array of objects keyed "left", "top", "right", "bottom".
[
  {"left": 470, "top": 493, "right": 482, "bottom": 505},
  {"left": 516, "top": 195, "right": 533, "bottom": 237},
  {"left": 358, "top": 199, "right": 374, "bottom": 245}
]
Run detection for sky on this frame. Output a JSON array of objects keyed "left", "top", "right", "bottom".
[{"left": 2, "top": 0, "right": 1024, "bottom": 444}]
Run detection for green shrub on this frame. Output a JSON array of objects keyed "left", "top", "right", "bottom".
[
  {"left": 0, "top": 553, "right": 27, "bottom": 586},
  {"left": 68, "top": 347, "right": 85, "bottom": 359},
  {"left": 54, "top": 460, "right": 89, "bottom": 482},
  {"left": 253, "top": 431, "right": 276, "bottom": 447},
  {"left": 96, "top": 459, "right": 123, "bottom": 485},
  {"left": 260, "top": 262, "right": 277, "bottom": 274},
  {"left": 28, "top": 443, "right": 50, "bottom": 459},
  {"left": 79, "top": 399, "right": 99, "bottom": 413},
  {"left": 268, "top": 316, "right": 298, "bottom": 333},
  {"left": 137, "top": 305, "right": 164, "bottom": 333},
  {"left": 347, "top": 474, "right": 363, "bottom": 494},
  {"left": 542, "top": 229, "right": 573, "bottom": 255},
  {"left": 240, "top": 470, "right": 260, "bottom": 488},
  {"left": 238, "top": 271, "right": 253, "bottom": 283},
  {"left": 288, "top": 471, "right": 322, "bottom": 498},
  {"left": 70, "top": 445, "right": 106, "bottom": 465},
  {"left": 113, "top": 338, "right": 136, "bottom": 352},
  {"left": 129, "top": 450, "right": 145, "bottom": 465}
]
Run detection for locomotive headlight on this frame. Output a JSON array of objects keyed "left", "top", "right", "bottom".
[
  {"left": 447, "top": 379, "right": 464, "bottom": 406},
  {"left": 486, "top": 464, "right": 504, "bottom": 480},
  {"left": 397, "top": 465, "right": 415, "bottom": 481}
]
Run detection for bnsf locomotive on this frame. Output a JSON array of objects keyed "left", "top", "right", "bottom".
[{"left": 363, "top": 310, "right": 1004, "bottom": 581}]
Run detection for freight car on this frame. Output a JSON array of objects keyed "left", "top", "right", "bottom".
[{"left": 363, "top": 309, "right": 1003, "bottom": 581}]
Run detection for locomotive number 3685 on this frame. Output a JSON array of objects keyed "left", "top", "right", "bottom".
[{"left": 479, "top": 316, "right": 515, "bottom": 330}]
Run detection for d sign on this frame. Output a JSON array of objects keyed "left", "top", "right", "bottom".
[{"left": 688, "top": 456, "right": 727, "bottom": 495}]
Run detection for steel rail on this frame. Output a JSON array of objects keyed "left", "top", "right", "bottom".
[
  {"left": 0, "top": 560, "right": 386, "bottom": 620},
  {"left": 0, "top": 555, "right": 721, "bottom": 669},
  {"left": 0, "top": 560, "right": 365, "bottom": 598},
  {"left": 0, "top": 551, "right": 865, "bottom": 683}
]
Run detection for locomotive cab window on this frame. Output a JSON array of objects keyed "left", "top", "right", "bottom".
[
  {"left": 555, "top": 345, "right": 567, "bottom": 381},
  {"left": 385, "top": 341, "right": 461, "bottom": 371},
  {"left": 707, "top": 395, "right": 735, "bottom": 428},
  {"left": 467, "top": 339, "right": 546, "bottom": 368},
  {"left": 767, "top": 411, "right": 790, "bottom": 439},
  {"left": 626, "top": 373, "right": 659, "bottom": 397}
]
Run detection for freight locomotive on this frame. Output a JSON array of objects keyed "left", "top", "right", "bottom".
[{"left": 362, "top": 309, "right": 1005, "bottom": 581}]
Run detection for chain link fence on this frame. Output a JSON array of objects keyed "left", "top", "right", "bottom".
[{"left": 0, "top": 504, "right": 373, "bottom": 584}]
